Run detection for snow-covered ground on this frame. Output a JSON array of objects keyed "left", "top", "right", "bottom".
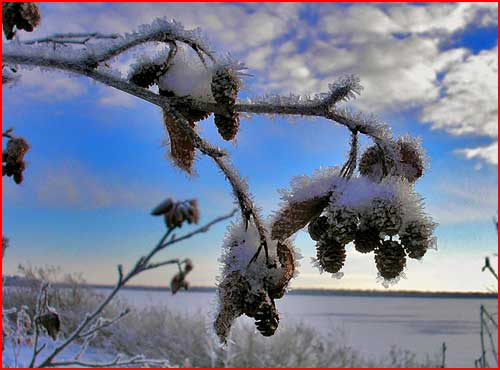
[
  {"left": 109, "top": 289, "right": 497, "bottom": 368},
  {"left": 3, "top": 289, "right": 496, "bottom": 367},
  {"left": 2, "top": 336, "right": 114, "bottom": 368}
]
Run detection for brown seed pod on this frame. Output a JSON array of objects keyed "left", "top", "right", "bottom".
[
  {"left": 2, "top": 2, "right": 41, "bottom": 40},
  {"left": 399, "top": 220, "right": 434, "bottom": 260},
  {"left": 271, "top": 195, "right": 330, "bottom": 241},
  {"left": 374, "top": 240, "right": 406, "bottom": 280},
  {"left": 37, "top": 311, "right": 61, "bottom": 341},
  {"left": 316, "top": 237, "right": 346, "bottom": 274},
  {"left": 211, "top": 67, "right": 241, "bottom": 141},
  {"left": 353, "top": 229, "right": 381, "bottom": 254},
  {"left": 308, "top": 215, "right": 329, "bottom": 241}
]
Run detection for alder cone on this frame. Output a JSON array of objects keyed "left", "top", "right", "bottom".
[
  {"left": 211, "top": 68, "right": 240, "bottom": 141},
  {"left": 308, "top": 215, "right": 329, "bottom": 241},
  {"left": 253, "top": 297, "right": 279, "bottom": 337},
  {"left": 374, "top": 240, "right": 406, "bottom": 280},
  {"left": 398, "top": 140, "right": 424, "bottom": 182},
  {"left": 328, "top": 207, "right": 359, "bottom": 244},
  {"left": 316, "top": 237, "right": 346, "bottom": 274},
  {"left": 400, "top": 220, "right": 432, "bottom": 260},
  {"left": 354, "top": 229, "right": 381, "bottom": 254}
]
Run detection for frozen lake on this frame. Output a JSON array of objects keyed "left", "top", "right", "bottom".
[{"left": 99, "top": 288, "right": 497, "bottom": 368}]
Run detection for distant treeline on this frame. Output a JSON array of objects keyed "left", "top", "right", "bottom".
[{"left": 3, "top": 275, "right": 497, "bottom": 299}]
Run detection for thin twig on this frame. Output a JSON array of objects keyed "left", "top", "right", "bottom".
[
  {"left": 28, "top": 283, "right": 49, "bottom": 368},
  {"left": 482, "top": 257, "right": 498, "bottom": 280},
  {"left": 22, "top": 33, "right": 121, "bottom": 45},
  {"left": 35, "top": 209, "right": 235, "bottom": 368},
  {"left": 77, "top": 309, "right": 130, "bottom": 339}
]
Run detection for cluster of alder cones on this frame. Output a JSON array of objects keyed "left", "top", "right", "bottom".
[
  {"left": 129, "top": 61, "right": 241, "bottom": 174},
  {"left": 308, "top": 138, "right": 434, "bottom": 282},
  {"left": 215, "top": 237, "right": 296, "bottom": 341}
]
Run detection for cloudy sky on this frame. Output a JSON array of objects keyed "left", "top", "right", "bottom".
[{"left": 2, "top": 2, "right": 498, "bottom": 292}]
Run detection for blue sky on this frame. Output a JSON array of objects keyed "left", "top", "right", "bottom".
[{"left": 2, "top": 2, "right": 498, "bottom": 292}]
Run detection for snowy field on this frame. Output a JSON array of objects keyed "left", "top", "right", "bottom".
[{"left": 104, "top": 289, "right": 497, "bottom": 368}]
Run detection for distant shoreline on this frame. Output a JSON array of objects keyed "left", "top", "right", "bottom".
[{"left": 3, "top": 276, "right": 497, "bottom": 299}]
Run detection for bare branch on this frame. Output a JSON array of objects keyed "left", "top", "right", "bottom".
[
  {"left": 28, "top": 283, "right": 50, "bottom": 368},
  {"left": 35, "top": 208, "right": 235, "bottom": 368},
  {"left": 78, "top": 309, "right": 130, "bottom": 339},
  {"left": 158, "top": 208, "right": 237, "bottom": 249},
  {"left": 22, "top": 32, "right": 121, "bottom": 45}
]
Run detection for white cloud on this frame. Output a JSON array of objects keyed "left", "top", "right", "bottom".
[
  {"left": 422, "top": 46, "right": 498, "bottom": 138},
  {"left": 12, "top": 69, "right": 86, "bottom": 101},
  {"left": 98, "top": 87, "right": 136, "bottom": 108},
  {"left": 456, "top": 142, "right": 498, "bottom": 165},
  {"left": 387, "top": 2, "right": 498, "bottom": 35},
  {"left": 421, "top": 46, "right": 498, "bottom": 165}
]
